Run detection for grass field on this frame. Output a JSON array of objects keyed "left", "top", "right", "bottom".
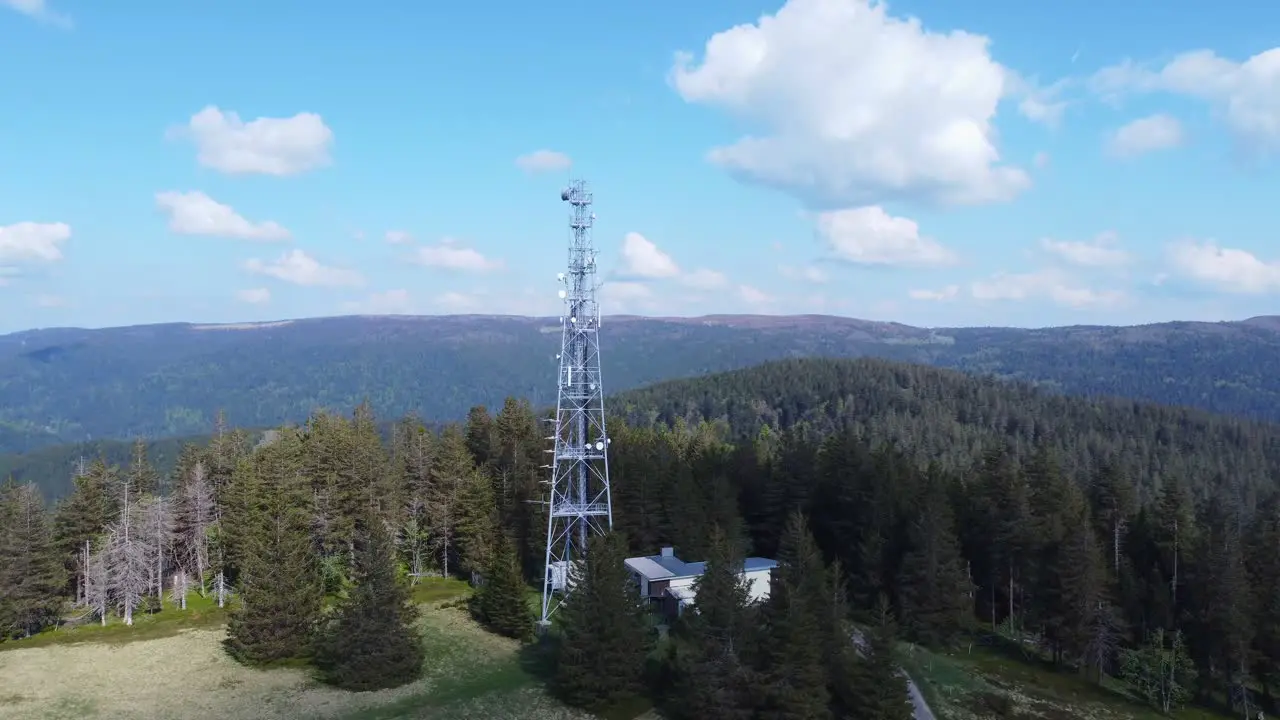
[
  {"left": 0, "top": 579, "right": 597, "bottom": 720},
  {"left": 899, "top": 635, "right": 1238, "bottom": 720}
]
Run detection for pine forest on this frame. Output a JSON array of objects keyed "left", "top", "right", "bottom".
[{"left": 2, "top": 357, "right": 1280, "bottom": 719}]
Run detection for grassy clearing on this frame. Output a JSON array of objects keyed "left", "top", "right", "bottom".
[
  {"left": 900, "top": 637, "right": 1235, "bottom": 720},
  {"left": 0, "top": 579, "right": 602, "bottom": 720},
  {"left": 0, "top": 592, "right": 228, "bottom": 652}
]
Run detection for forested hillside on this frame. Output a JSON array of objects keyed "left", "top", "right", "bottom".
[
  {"left": 3, "top": 358, "right": 1280, "bottom": 716},
  {"left": 3, "top": 312, "right": 1280, "bottom": 453},
  {"left": 613, "top": 357, "right": 1280, "bottom": 502}
]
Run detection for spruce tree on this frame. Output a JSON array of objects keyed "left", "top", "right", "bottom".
[
  {"left": 0, "top": 482, "right": 67, "bottom": 639},
  {"left": 223, "top": 436, "right": 322, "bottom": 665},
  {"left": 314, "top": 514, "right": 425, "bottom": 691},
  {"left": 53, "top": 459, "right": 118, "bottom": 595},
  {"left": 897, "top": 470, "right": 971, "bottom": 647},
  {"left": 668, "top": 525, "right": 757, "bottom": 720},
  {"left": 472, "top": 532, "right": 533, "bottom": 641},
  {"left": 755, "top": 511, "right": 831, "bottom": 717},
  {"left": 126, "top": 438, "right": 160, "bottom": 497},
  {"left": 854, "top": 598, "right": 913, "bottom": 720},
  {"left": 554, "top": 531, "right": 651, "bottom": 713}
]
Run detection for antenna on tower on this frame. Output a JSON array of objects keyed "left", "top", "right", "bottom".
[{"left": 539, "top": 178, "right": 613, "bottom": 628}]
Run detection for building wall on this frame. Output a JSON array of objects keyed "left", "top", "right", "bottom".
[
  {"left": 669, "top": 577, "right": 696, "bottom": 595},
  {"left": 743, "top": 569, "right": 772, "bottom": 603}
]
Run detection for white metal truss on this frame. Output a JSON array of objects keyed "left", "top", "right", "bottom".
[{"left": 539, "top": 179, "right": 614, "bottom": 625}]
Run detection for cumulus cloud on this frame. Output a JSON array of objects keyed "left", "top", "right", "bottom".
[
  {"left": 908, "top": 285, "right": 959, "bottom": 301},
  {"left": 244, "top": 249, "right": 363, "bottom": 288},
  {"left": 1040, "top": 232, "right": 1131, "bottom": 268},
  {"left": 0, "top": 221, "right": 71, "bottom": 264},
  {"left": 971, "top": 269, "right": 1124, "bottom": 308},
  {"left": 343, "top": 289, "right": 415, "bottom": 314},
  {"left": 236, "top": 288, "right": 271, "bottom": 304},
  {"left": 155, "top": 191, "right": 291, "bottom": 241},
  {"left": 618, "top": 232, "right": 681, "bottom": 279},
  {"left": 2, "top": 0, "right": 70, "bottom": 26},
  {"left": 779, "top": 265, "right": 830, "bottom": 283},
  {"left": 680, "top": 268, "right": 730, "bottom": 290},
  {"left": 670, "top": 0, "right": 1030, "bottom": 207},
  {"left": 1106, "top": 114, "right": 1185, "bottom": 158},
  {"left": 411, "top": 239, "right": 503, "bottom": 272},
  {"left": 1167, "top": 240, "right": 1280, "bottom": 294},
  {"left": 172, "top": 106, "right": 334, "bottom": 176},
  {"left": 1090, "top": 49, "right": 1280, "bottom": 153},
  {"left": 816, "top": 206, "right": 957, "bottom": 266},
  {"left": 515, "top": 150, "right": 573, "bottom": 173},
  {"left": 738, "top": 284, "right": 773, "bottom": 306}
]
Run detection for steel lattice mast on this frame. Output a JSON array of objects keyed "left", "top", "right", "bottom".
[{"left": 539, "top": 179, "right": 614, "bottom": 626}]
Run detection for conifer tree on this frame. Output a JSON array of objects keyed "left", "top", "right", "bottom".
[
  {"left": 854, "top": 597, "right": 913, "bottom": 720},
  {"left": 0, "top": 481, "right": 66, "bottom": 638},
  {"left": 755, "top": 511, "right": 831, "bottom": 717},
  {"left": 126, "top": 438, "right": 160, "bottom": 498},
  {"left": 1246, "top": 494, "right": 1280, "bottom": 702},
  {"left": 472, "top": 532, "right": 532, "bottom": 641},
  {"left": 314, "top": 513, "right": 425, "bottom": 691},
  {"left": 896, "top": 469, "right": 971, "bottom": 647},
  {"left": 53, "top": 459, "right": 118, "bottom": 595},
  {"left": 224, "top": 435, "right": 322, "bottom": 665},
  {"left": 554, "top": 531, "right": 651, "bottom": 713},
  {"left": 667, "top": 525, "right": 757, "bottom": 720}
]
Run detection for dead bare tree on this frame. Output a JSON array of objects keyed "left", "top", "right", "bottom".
[
  {"left": 139, "top": 495, "right": 173, "bottom": 608},
  {"left": 82, "top": 542, "right": 109, "bottom": 626},
  {"left": 103, "top": 483, "right": 149, "bottom": 626},
  {"left": 175, "top": 461, "right": 216, "bottom": 594},
  {"left": 169, "top": 571, "right": 190, "bottom": 609}
]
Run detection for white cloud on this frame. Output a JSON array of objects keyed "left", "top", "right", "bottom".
[
  {"left": 244, "top": 249, "right": 363, "bottom": 288},
  {"left": 1010, "top": 75, "right": 1070, "bottom": 128},
  {"left": 1167, "top": 240, "right": 1280, "bottom": 294},
  {"left": 0, "top": 221, "right": 70, "bottom": 265},
  {"left": 384, "top": 230, "right": 412, "bottom": 244},
  {"left": 779, "top": 264, "right": 830, "bottom": 283},
  {"left": 1040, "top": 232, "right": 1130, "bottom": 268},
  {"left": 738, "top": 284, "right": 773, "bottom": 306},
  {"left": 1107, "top": 114, "right": 1185, "bottom": 158},
  {"left": 412, "top": 239, "right": 502, "bottom": 272},
  {"left": 155, "top": 191, "right": 291, "bottom": 241},
  {"left": 174, "top": 106, "right": 334, "bottom": 176},
  {"left": 816, "top": 206, "right": 956, "bottom": 266},
  {"left": 515, "top": 150, "right": 573, "bottom": 173},
  {"left": 343, "top": 289, "right": 415, "bottom": 314},
  {"left": 236, "top": 288, "right": 271, "bottom": 304},
  {"left": 680, "top": 268, "right": 730, "bottom": 290},
  {"left": 602, "top": 280, "right": 654, "bottom": 304},
  {"left": 670, "top": 0, "right": 1030, "bottom": 206},
  {"left": 32, "top": 293, "right": 67, "bottom": 308},
  {"left": 2, "top": 0, "right": 70, "bottom": 26},
  {"left": 971, "top": 269, "right": 1124, "bottom": 308},
  {"left": 908, "top": 285, "right": 959, "bottom": 301},
  {"left": 619, "top": 232, "right": 681, "bottom": 278},
  {"left": 1091, "top": 49, "right": 1280, "bottom": 153}
]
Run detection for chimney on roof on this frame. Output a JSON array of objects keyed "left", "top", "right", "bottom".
[{"left": 660, "top": 547, "right": 674, "bottom": 558}]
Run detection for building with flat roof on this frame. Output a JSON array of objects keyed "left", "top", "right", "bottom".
[{"left": 624, "top": 546, "right": 777, "bottom": 619}]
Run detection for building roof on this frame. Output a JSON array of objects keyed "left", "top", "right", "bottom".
[{"left": 624, "top": 553, "right": 778, "bottom": 581}]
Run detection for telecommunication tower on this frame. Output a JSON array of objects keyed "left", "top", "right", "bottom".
[{"left": 539, "top": 179, "right": 614, "bottom": 626}]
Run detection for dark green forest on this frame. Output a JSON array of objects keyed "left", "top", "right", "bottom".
[
  {"left": 3, "top": 357, "right": 1279, "bottom": 717},
  {"left": 4, "top": 312, "right": 1280, "bottom": 453}
]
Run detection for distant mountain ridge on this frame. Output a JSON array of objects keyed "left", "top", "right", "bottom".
[{"left": 2, "top": 312, "right": 1279, "bottom": 454}]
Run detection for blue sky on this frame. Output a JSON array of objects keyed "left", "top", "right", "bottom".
[{"left": 1, "top": 0, "right": 1277, "bottom": 334}]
